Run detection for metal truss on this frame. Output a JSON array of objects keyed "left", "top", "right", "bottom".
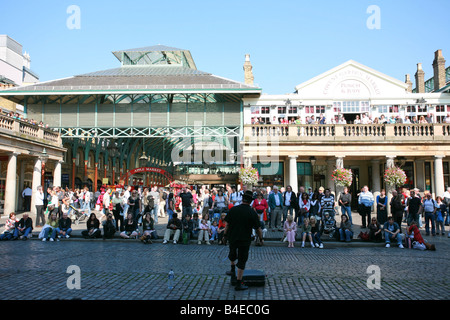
[{"left": 59, "top": 126, "right": 241, "bottom": 138}]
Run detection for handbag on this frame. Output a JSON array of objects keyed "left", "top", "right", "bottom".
[{"left": 358, "top": 231, "right": 369, "bottom": 241}]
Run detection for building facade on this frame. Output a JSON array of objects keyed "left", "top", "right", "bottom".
[
  {"left": 242, "top": 50, "right": 450, "bottom": 210},
  {"left": 0, "top": 45, "right": 261, "bottom": 197}
]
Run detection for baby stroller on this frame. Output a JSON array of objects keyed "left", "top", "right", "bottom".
[
  {"left": 212, "top": 207, "right": 227, "bottom": 223},
  {"left": 67, "top": 204, "right": 88, "bottom": 225}
]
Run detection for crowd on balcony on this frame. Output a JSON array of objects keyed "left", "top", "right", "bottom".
[
  {"left": 2, "top": 110, "right": 54, "bottom": 130},
  {"left": 251, "top": 112, "right": 450, "bottom": 126}
]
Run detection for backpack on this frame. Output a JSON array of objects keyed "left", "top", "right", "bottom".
[{"left": 147, "top": 195, "right": 155, "bottom": 209}]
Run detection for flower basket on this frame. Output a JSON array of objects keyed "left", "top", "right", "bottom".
[
  {"left": 239, "top": 167, "right": 259, "bottom": 187},
  {"left": 331, "top": 168, "right": 353, "bottom": 187},
  {"left": 384, "top": 166, "right": 407, "bottom": 187}
]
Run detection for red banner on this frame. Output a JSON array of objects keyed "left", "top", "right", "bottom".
[{"left": 120, "top": 166, "right": 173, "bottom": 183}]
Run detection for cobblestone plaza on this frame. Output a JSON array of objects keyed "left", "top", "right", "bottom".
[{"left": 0, "top": 214, "right": 448, "bottom": 302}]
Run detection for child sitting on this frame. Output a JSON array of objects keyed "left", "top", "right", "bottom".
[
  {"left": 300, "top": 217, "right": 314, "bottom": 248},
  {"left": 210, "top": 220, "right": 218, "bottom": 242}
]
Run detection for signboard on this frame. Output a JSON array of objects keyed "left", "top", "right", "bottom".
[{"left": 120, "top": 166, "right": 173, "bottom": 183}]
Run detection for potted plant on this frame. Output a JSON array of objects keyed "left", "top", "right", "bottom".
[
  {"left": 383, "top": 166, "right": 407, "bottom": 188},
  {"left": 331, "top": 167, "right": 353, "bottom": 187},
  {"left": 239, "top": 167, "right": 259, "bottom": 189}
]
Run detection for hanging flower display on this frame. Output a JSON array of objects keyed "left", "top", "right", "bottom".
[
  {"left": 384, "top": 166, "right": 407, "bottom": 187},
  {"left": 239, "top": 167, "right": 259, "bottom": 186},
  {"left": 331, "top": 167, "right": 353, "bottom": 187}
]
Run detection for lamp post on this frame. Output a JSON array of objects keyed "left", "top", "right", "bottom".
[
  {"left": 310, "top": 156, "right": 316, "bottom": 191},
  {"left": 40, "top": 148, "right": 49, "bottom": 188},
  {"left": 139, "top": 138, "right": 148, "bottom": 187}
]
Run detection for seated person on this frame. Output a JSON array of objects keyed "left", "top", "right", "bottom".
[
  {"left": 0, "top": 212, "right": 18, "bottom": 240},
  {"left": 41, "top": 213, "right": 59, "bottom": 241},
  {"left": 321, "top": 212, "right": 336, "bottom": 239},
  {"left": 253, "top": 210, "right": 267, "bottom": 241},
  {"left": 163, "top": 212, "right": 182, "bottom": 244},
  {"left": 120, "top": 213, "right": 139, "bottom": 239},
  {"left": 339, "top": 214, "right": 353, "bottom": 242},
  {"left": 141, "top": 213, "right": 157, "bottom": 244},
  {"left": 383, "top": 216, "right": 404, "bottom": 248},
  {"left": 13, "top": 213, "right": 33, "bottom": 240},
  {"left": 182, "top": 214, "right": 194, "bottom": 244},
  {"left": 217, "top": 213, "right": 227, "bottom": 245},
  {"left": 300, "top": 217, "right": 314, "bottom": 248},
  {"left": 284, "top": 214, "right": 297, "bottom": 248},
  {"left": 191, "top": 212, "right": 200, "bottom": 239},
  {"left": 368, "top": 217, "right": 382, "bottom": 242},
  {"left": 56, "top": 212, "right": 72, "bottom": 239},
  {"left": 407, "top": 220, "right": 436, "bottom": 251},
  {"left": 198, "top": 217, "right": 211, "bottom": 245},
  {"left": 310, "top": 216, "right": 323, "bottom": 248},
  {"left": 81, "top": 213, "right": 101, "bottom": 239},
  {"left": 103, "top": 213, "right": 117, "bottom": 239},
  {"left": 210, "top": 220, "right": 219, "bottom": 242}
]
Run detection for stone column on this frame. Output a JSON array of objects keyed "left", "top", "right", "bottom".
[
  {"left": 386, "top": 156, "right": 396, "bottom": 216},
  {"left": 335, "top": 156, "right": 345, "bottom": 200},
  {"left": 30, "top": 157, "right": 42, "bottom": 215},
  {"left": 326, "top": 158, "right": 335, "bottom": 194},
  {"left": 371, "top": 159, "right": 381, "bottom": 200},
  {"left": 18, "top": 160, "right": 26, "bottom": 211},
  {"left": 434, "top": 156, "right": 445, "bottom": 198},
  {"left": 415, "top": 159, "right": 425, "bottom": 192},
  {"left": 289, "top": 156, "right": 298, "bottom": 193},
  {"left": 4, "top": 152, "right": 19, "bottom": 216},
  {"left": 336, "top": 156, "right": 344, "bottom": 169},
  {"left": 53, "top": 160, "right": 62, "bottom": 187},
  {"left": 244, "top": 154, "right": 252, "bottom": 168}
]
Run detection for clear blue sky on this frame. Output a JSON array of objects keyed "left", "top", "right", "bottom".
[{"left": 1, "top": 0, "right": 449, "bottom": 94}]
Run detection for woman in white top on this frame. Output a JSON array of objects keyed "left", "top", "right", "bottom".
[{"left": 213, "top": 190, "right": 228, "bottom": 211}]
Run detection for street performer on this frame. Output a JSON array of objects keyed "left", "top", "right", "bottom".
[{"left": 224, "top": 190, "right": 263, "bottom": 291}]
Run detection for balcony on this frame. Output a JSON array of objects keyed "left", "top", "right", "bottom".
[
  {"left": 244, "top": 123, "right": 450, "bottom": 144},
  {"left": 0, "top": 114, "right": 62, "bottom": 146}
]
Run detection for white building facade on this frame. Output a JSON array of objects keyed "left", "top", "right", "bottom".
[{"left": 242, "top": 52, "right": 450, "bottom": 209}]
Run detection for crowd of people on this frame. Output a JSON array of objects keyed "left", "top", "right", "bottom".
[
  {"left": 251, "top": 112, "right": 450, "bottom": 126},
  {"left": 3, "top": 111, "right": 53, "bottom": 130},
  {"left": 2, "top": 183, "right": 448, "bottom": 251}
]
